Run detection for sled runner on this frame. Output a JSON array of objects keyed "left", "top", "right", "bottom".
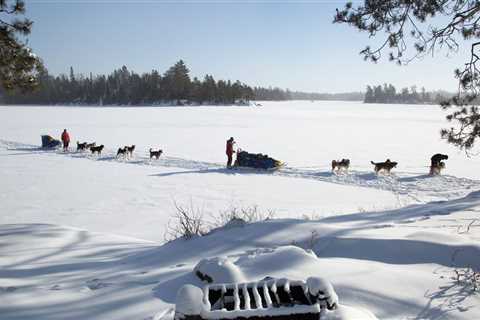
[
  {"left": 174, "top": 277, "right": 338, "bottom": 320},
  {"left": 234, "top": 150, "right": 284, "bottom": 171},
  {"left": 41, "top": 135, "right": 62, "bottom": 149}
]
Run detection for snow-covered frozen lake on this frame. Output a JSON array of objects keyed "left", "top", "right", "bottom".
[
  {"left": 1, "top": 101, "right": 479, "bottom": 240},
  {"left": 1, "top": 101, "right": 479, "bottom": 177},
  {"left": 1, "top": 101, "right": 479, "bottom": 320}
]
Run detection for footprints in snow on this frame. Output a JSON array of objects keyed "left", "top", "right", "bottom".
[
  {"left": 0, "top": 286, "right": 18, "bottom": 293},
  {"left": 372, "top": 216, "right": 432, "bottom": 229},
  {"left": 82, "top": 278, "right": 113, "bottom": 291},
  {"left": 42, "top": 272, "right": 154, "bottom": 294}
]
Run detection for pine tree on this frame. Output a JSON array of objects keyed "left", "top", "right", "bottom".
[
  {"left": 364, "top": 86, "right": 373, "bottom": 103},
  {"left": 163, "top": 60, "right": 192, "bottom": 101},
  {"left": 0, "top": 0, "right": 43, "bottom": 92}
]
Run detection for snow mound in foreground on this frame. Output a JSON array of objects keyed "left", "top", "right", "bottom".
[
  {"left": 194, "top": 246, "right": 319, "bottom": 285},
  {"left": 233, "top": 245, "right": 319, "bottom": 276},
  {"left": 175, "top": 284, "right": 206, "bottom": 316},
  {"left": 194, "top": 257, "right": 246, "bottom": 284}
]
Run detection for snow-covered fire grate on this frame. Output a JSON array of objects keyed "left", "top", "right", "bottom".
[{"left": 174, "top": 277, "right": 338, "bottom": 320}]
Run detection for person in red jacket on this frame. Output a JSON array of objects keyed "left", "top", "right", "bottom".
[
  {"left": 61, "top": 129, "right": 70, "bottom": 152},
  {"left": 226, "top": 137, "right": 236, "bottom": 168}
]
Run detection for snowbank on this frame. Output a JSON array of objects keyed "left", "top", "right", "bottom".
[{"left": 194, "top": 257, "right": 246, "bottom": 284}]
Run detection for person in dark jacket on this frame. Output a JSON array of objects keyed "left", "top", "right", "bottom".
[
  {"left": 430, "top": 153, "right": 448, "bottom": 175},
  {"left": 226, "top": 137, "right": 236, "bottom": 168},
  {"left": 61, "top": 129, "right": 70, "bottom": 152},
  {"left": 431, "top": 153, "right": 449, "bottom": 167}
]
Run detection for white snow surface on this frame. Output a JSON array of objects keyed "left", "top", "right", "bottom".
[
  {"left": 307, "top": 276, "right": 339, "bottom": 306},
  {"left": 1, "top": 101, "right": 480, "bottom": 320},
  {"left": 175, "top": 284, "right": 206, "bottom": 316},
  {"left": 193, "top": 256, "right": 246, "bottom": 284}
]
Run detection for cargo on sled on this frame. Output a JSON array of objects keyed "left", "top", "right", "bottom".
[
  {"left": 41, "top": 135, "right": 62, "bottom": 149},
  {"left": 234, "top": 149, "right": 284, "bottom": 170}
]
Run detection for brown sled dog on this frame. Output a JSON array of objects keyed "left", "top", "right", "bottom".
[
  {"left": 429, "top": 162, "right": 446, "bottom": 175},
  {"left": 371, "top": 159, "right": 398, "bottom": 174}
]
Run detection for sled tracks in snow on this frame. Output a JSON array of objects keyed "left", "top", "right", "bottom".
[
  {"left": 279, "top": 167, "right": 479, "bottom": 204},
  {"left": 1, "top": 139, "right": 479, "bottom": 203}
]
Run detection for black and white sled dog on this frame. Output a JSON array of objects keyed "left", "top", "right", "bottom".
[
  {"left": 331, "top": 158, "right": 350, "bottom": 173},
  {"left": 77, "top": 141, "right": 88, "bottom": 151},
  {"left": 149, "top": 148, "right": 163, "bottom": 160},
  {"left": 117, "top": 146, "right": 128, "bottom": 159}
]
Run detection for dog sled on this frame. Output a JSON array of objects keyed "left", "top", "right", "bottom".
[
  {"left": 234, "top": 150, "right": 284, "bottom": 171},
  {"left": 174, "top": 277, "right": 338, "bottom": 320},
  {"left": 41, "top": 135, "right": 61, "bottom": 149}
]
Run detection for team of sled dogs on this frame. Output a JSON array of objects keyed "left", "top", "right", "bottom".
[
  {"left": 77, "top": 140, "right": 447, "bottom": 175},
  {"left": 76, "top": 141, "right": 163, "bottom": 160},
  {"left": 332, "top": 153, "right": 448, "bottom": 176}
]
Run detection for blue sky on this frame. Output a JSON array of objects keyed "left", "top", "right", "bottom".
[{"left": 24, "top": 0, "right": 467, "bottom": 92}]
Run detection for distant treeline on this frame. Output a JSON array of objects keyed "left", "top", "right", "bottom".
[
  {"left": 0, "top": 60, "right": 363, "bottom": 106},
  {"left": 297, "top": 91, "right": 364, "bottom": 101},
  {"left": 365, "top": 84, "right": 451, "bottom": 104},
  {"left": 1, "top": 61, "right": 256, "bottom": 105},
  {"left": 254, "top": 88, "right": 364, "bottom": 101}
]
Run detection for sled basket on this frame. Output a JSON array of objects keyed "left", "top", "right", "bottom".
[
  {"left": 41, "top": 135, "right": 61, "bottom": 149},
  {"left": 234, "top": 150, "right": 283, "bottom": 170}
]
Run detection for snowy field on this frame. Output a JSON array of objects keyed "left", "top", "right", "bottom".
[{"left": 0, "top": 101, "right": 479, "bottom": 319}]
